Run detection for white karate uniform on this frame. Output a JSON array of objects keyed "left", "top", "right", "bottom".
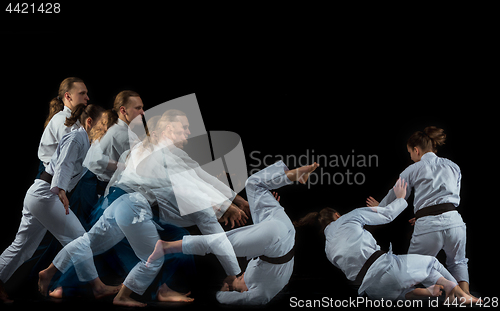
[
  {"left": 325, "top": 199, "right": 458, "bottom": 300},
  {"left": 0, "top": 127, "right": 92, "bottom": 283},
  {"left": 378, "top": 152, "right": 468, "bottom": 283},
  {"left": 38, "top": 106, "right": 80, "bottom": 167},
  {"left": 182, "top": 161, "right": 295, "bottom": 305},
  {"left": 84, "top": 119, "right": 133, "bottom": 182},
  {"left": 52, "top": 141, "right": 241, "bottom": 294}
]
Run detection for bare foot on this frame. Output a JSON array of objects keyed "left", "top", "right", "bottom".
[
  {"left": 148, "top": 240, "right": 166, "bottom": 264},
  {"left": 157, "top": 284, "right": 193, "bottom": 302},
  {"left": 457, "top": 281, "right": 480, "bottom": 301},
  {"left": 38, "top": 265, "right": 57, "bottom": 296},
  {"left": 113, "top": 295, "right": 147, "bottom": 307},
  {"left": 447, "top": 285, "right": 481, "bottom": 304},
  {"left": 93, "top": 284, "right": 122, "bottom": 300},
  {"left": 147, "top": 240, "right": 182, "bottom": 265},
  {"left": 287, "top": 162, "right": 319, "bottom": 184},
  {"left": 113, "top": 284, "right": 146, "bottom": 307},
  {"left": 49, "top": 286, "right": 64, "bottom": 299}
]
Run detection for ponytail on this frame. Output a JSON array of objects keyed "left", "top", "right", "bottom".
[
  {"left": 65, "top": 104, "right": 105, "bottom": 128},
  {"left": 293, "top": 212, "right": 319, "bottom": 228},
  {"left": 294, "top": 207, "right": 338, "bottom": 232},
  {"left": 44, "top": 96, "right": 64, "bottom": 128},
  {"left": 43, "top": 77, "right": 84, "bottom": 128},
  {"left": 407, "top": 126, "right": 446, "bottom": 153}
]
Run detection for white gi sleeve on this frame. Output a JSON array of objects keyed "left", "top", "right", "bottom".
[
  {"left": 50, "top": 137, "right": 82, "bottom": 194},
  {"left": 354, "top": 198, "right": 408, "bottom": 226},
  {"left": 378, "top": 167, "right": 413, "bottom": 207},
  {"left": 38, "top": 111, "right": 73, "bottom": 165}
]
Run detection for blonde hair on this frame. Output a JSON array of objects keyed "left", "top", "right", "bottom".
[{"left": 88, "top": 109, "right": 118, "bottom": 143}]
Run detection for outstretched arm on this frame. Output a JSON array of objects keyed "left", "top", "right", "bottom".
[{"left": 356, "top": 178, "right": 408, "bottom": 226}]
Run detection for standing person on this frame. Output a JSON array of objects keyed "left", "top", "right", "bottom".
[
  {"left": 27, "top": 77, "right": 90, "bottom": 294},
  {"left": 48, "top": 92, "right": 145, "bottom": 298},
  {"left": 0, "top": 104, "right": 118, "bottom": 303},
  {"left": 38, "top": 77, "right": 90, "bottom": 174},
  {"left": 366, "top": 126, "right": 473, "bottom": 296},
  {"left": 148, "top": 161, "right": 319, "bottom": 305},
  {"left": 84, "top": 90, "right": 143, "bottom": 183},
  {"left": 70, "top": 90, "right": 143, "bottom": 229},
  {"left": 298, "top": 178, "right": 478, "bottom": 303}
]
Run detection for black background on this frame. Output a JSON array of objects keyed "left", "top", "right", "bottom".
[{"left": 1, "top": 8, "right": 497, "bottom": 309}]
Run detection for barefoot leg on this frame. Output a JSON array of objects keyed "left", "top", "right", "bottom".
[
  {"left": 89, "top": 278, "right": 122, "bottom": 299},
  {"left": 446, "top": 284, "right": 481, "bottom": 304},
  {"left": 38, "top": 263, "right": 58, "bottom": 296},
  {"left": 147, "top": 240, "right": 183, "bottom": 265},
  {"left": 157, "top": 284, "right": 193, "bottom": 302},
  {"left": 113, "top": 285, "right": 146, "bottom": 307},
  {"left": 147, "top": 240, "right": 166, "bottom": 264},
  {"left": 285, "top": 162, "right": 319, "bottom": 184}
]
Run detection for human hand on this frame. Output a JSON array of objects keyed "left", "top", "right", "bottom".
[
  {"left": 58, "top": 189, "right": 69, "bottom": 215},
  {"left": 366, "top": 196, "right": 379, "bottom": 207},
  {"left": 272, "top": 191, "right": 280, "bottom": 202},
  {"left": 232, "top": 195, "right": 250, "bottom": 217},
  {"left": 393, "top": 177, "right": 407, "bottom": 199},
  {"left": 219, "top": 204, "right": 249, "bottom": 228},
  {"left": 408, "top": 217, "right": 416, "bottom": 226}
]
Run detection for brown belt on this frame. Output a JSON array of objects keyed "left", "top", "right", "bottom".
[
  {"left": 39, "top": 171, "right": 53, "bottom": 184},
  {"left": 259, "top": 245, "right": 295, "bottom": 265},
  {"left": 351, "top": 250, "right": 386, "bottom": 287},
  {"left": 414, "top": 203, "right": 456, "bottom": 220}
]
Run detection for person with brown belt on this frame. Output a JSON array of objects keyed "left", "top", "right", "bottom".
[
  {"left": 366, "top": 126, "right": 473, "bottom": 297},
  {"left": 0, "top": 104, "right": 119, "bottom": 303}
]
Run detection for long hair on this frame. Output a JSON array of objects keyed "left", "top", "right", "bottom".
[
  {"left": 407, "top": 126, "right": 446, "bottom": 153},
  {"left": 294, "top": 207, "right": 338, "bottom": 233},
  {"left": 65, "top": 104, "right": 105, "bottom": 128},
  {"left": 88, "top": 109, "right": 118, "bottom": 143},
  {"left": 44, "top": 77, "right": 84, "bottom": 128}
]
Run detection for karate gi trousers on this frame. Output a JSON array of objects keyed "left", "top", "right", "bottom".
[
  {"left": 0, "top": 180, "right": 93, "bottom": 283},
  {"left": 53, "top": 192, "right": 163, "bottom": 295}
]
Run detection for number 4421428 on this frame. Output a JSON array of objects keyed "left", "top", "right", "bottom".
[{"left": 6, "top": 3, "right": 60, "bottom": 13}]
